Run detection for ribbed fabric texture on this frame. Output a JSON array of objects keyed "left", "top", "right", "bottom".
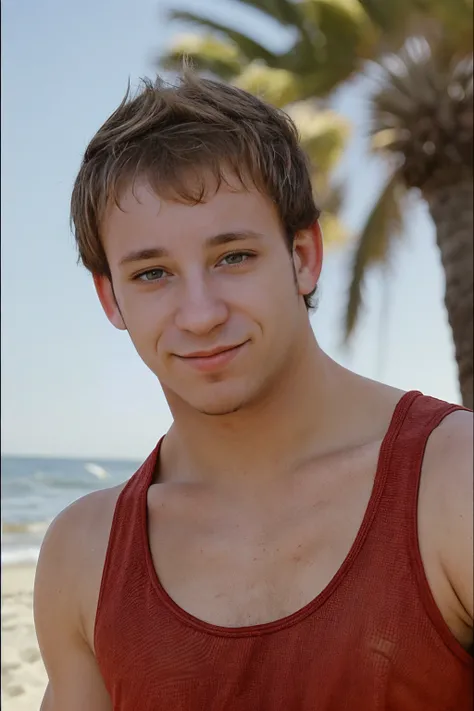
[{"left": 95, "top": 392, "right": 473, "bottom": 710}]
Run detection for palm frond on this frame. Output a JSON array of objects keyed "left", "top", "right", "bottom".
[
  {"left": 303, "top": 0, "right": 378, "bottom": 54},
  {"left": 356, "top": 0, "right": 419, "bottom": 35},
  {"left": 343, "top": 171, "right": 406, "bottom": 342},
  {"left": 369, "top": 40, "right": 473, "bottom": 186},
  {"left": 287, "top": 104, "right": 351, "bottom": 173},
  {"left": 300, "top": 67, "right": 354, "bottom": 97},
  {"left": 234, "top": 0, "right": 309, "bottom": 26},
  {"left": 279, "top": 0, "right": 379, "bottom": 79},
  {"left": 168, "top": 10, "right": 278, "bottom": 65},
  {"left": 368, "top": 39, "right": 442, "bottom": 130},
  {"left": 423, "top": 0, "right": 474, "bottom": 53},
  {"left": 319, "top": 211, "right": 350, "bottom": 246},
  {"left": 233, "top": 63, "right": 303, "bottom": 107}
]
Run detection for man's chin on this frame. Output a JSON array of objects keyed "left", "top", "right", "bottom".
[
  {"left": 186, "top": 391, "right": 251, "bottom": 417},
  {"left": 165, "top": 380, "right": 262, "bottom": 418}
]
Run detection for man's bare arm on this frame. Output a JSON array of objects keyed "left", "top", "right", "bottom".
[{"left": 34, "top": 501, "right": 112, "bottom": 711}]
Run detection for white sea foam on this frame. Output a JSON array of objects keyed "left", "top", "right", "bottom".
[
  {"left": 2, "top": 546, "right": 41, "bottom": 567},
  {"left": 84, "top": 462, "right": 109, "bottom": 480}
]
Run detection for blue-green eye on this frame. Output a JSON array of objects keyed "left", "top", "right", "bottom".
[
  {"left": 136, "top": 269, "right": 166, "bottom": 282},
  {"left": 220, "top": 252, "right": 252, "bottom": 266}
]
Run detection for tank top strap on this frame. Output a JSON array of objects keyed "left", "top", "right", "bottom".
[
  {"left": 116, "top": 440, "right": 160, "bottom": 522},
  {"left": 380, "top": 390, "right": 466, "bottom": 508},
  {"left": 362, "top": 391, "right": 466, "bottom": 658},
  {"left": 107, "top": 439, "right": 160, "bottom": 549},
  {"left": 366, "top": 391, "right": 467, "bottom": 635},
  {"left": 94, "top": 439, "right": 162, "bottom": 649}
]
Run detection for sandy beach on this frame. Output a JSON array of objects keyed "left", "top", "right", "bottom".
[{"left": 2, "top": 565, "right": 47, "bottom": 711}]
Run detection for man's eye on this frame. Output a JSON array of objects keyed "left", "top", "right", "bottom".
[
  {"left": 135, "top": 269, "right": 166, "bottom": 282},
  {"left": 220, "top": 252, "right": 252, "bottom": 266}
]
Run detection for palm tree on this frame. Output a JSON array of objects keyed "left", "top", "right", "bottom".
[
  {"left": 366, "top": 42, "right": 473, "bottom": 407},
  {"left": 160, "top": 0, "right": 473, "bottom": 407}
]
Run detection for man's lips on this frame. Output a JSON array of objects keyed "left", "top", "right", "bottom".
[
  {"left": 175, "top": 342, "right": 248, "bottom": 372},
  {"left": 178, "top": 344, "right": 245, "bottom": 359}
]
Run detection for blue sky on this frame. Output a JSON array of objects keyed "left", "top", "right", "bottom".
[{"left": 2, "top": 0, "right": 459, "bottom": 459}]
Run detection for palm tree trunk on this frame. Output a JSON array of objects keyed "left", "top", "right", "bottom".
[{"left": 426, "top": 178, "right": 473, "bottom": 409}]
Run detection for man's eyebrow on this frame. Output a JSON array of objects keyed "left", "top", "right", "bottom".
[
  {"left": 119, "top": 247, "right": 168, "bottom": 267},
  {"left": 206, "top": 231, "right": 264, "bottom": 248},
  {"left": 119, "top": 231, "right": 263, "bottom": 267}
]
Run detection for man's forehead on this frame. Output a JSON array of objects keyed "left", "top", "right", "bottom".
[
  {"left": 104, "top": 176, "right": 274, "bottom": 231},
  {"left": 107, "top": 179, "right": 164, "bottom": 216},
  {"left": 110, "top": 169, "right": 254, "bottom": 210}
]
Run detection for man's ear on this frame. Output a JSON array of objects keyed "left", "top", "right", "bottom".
[
  {"left": 292, "top": 222, "right": 323, "bottom": 297},
  {"left": 93, "top": 274, "right": 127, "bottom": 331}
]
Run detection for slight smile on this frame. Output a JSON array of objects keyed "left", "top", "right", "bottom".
[{"left": 176, "top": 342, "right": 249, "bottom": 372}]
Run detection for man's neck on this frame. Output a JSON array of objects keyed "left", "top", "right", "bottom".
[{"left": 159, "top": 336, "right": 390, "bottom": 494}]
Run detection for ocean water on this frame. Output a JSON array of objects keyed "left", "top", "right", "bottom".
[{"left": 1, "top": 455, "right": 141, "bottom": 566}]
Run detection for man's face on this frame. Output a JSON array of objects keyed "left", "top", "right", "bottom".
[{"left": 97, "top": 176, "right": 320, "bottom": 416}]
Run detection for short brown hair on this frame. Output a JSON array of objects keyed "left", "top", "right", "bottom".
[{"left": 70, "top": 70, "right": 320, "bottom": 308}]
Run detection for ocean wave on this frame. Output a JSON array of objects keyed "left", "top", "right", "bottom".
[
  {"left": 2, "top": 546, "right": 40, "bottom": 566},
  {"left": 2, "top": 456, "right": 137, "bottom": 547},
  {"left": 31, "top": 471, "right": 100, "bottom": 489},
  {"left": 1, "top": 520, "right": 50, "bottom": 535},
  {"left": 84, "top": 462, "right": 110, "bottom": 480}
]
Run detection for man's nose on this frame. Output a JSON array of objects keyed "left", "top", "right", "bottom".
[{"left": 174, "top": 276, "right": 229, "bottom": 336}]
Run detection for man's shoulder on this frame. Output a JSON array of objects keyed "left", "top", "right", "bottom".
[
  {"left": 43, "top": 482, "right": 127, "bottom": 559},
  {"left": 36, "top": 484, "right": 126, "bottom": 603},
  {"left": 35, "top": 483, "right": 128, "bottom": 652},
  {"left": 425, "top": 406, "right": 472, "bottom": 476},
  {"left": 425, "top": 407, "right": 473, "bottom": 540},
  {"left": 423, "top": 407, "right": 473, "bottom": 625}
]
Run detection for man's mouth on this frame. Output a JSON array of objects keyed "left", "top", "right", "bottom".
[{"left": 176, "top": 342, "right": 249, "bottom": 372}]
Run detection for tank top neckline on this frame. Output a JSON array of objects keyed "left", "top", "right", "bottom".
[{"left": 137, "top": 390, "right": 422, "bottom": 638}]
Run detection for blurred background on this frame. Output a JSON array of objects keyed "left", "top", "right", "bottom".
[{"left": 1, "top": 1, "right": 472, "bottom": 708}]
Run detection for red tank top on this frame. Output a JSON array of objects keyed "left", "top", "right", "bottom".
[{"left": 95, "top": 391, "right": 473, "bottom": 710}]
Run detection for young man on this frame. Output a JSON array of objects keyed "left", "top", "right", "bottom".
[{"left": 35, "top": 72, "right": 473, "bottom": 711}]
